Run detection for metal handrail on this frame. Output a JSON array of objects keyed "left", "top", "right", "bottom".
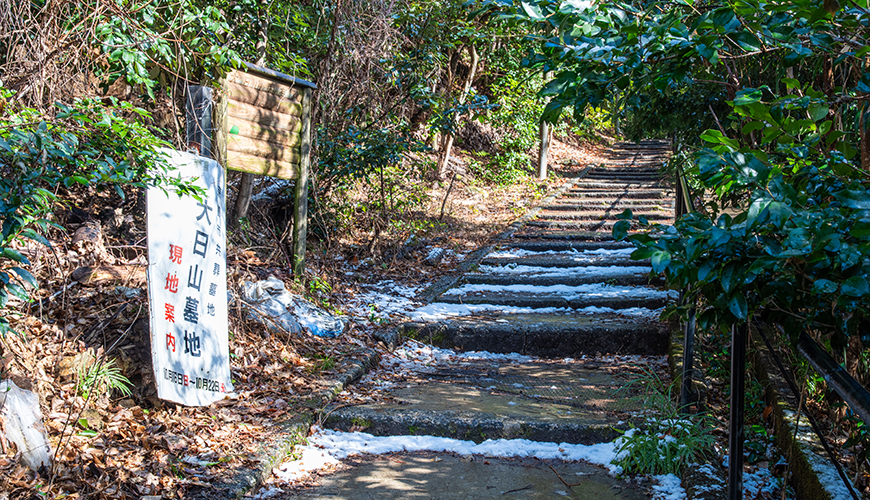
[
  {"left": 797, "top": 333, "right": 870, "bottom": 427},
  {"left": 673, "top": 157, "right": 866, "bottom": 499}
]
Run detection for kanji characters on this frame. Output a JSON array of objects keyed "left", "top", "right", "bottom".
[
  {"left": 169, "top": 244, "right": 183, "bottom": 264},
  {"left": 207, "top": 303, "right": 216, "bottom": 316},
  {"left": 196, "top": 200, "right": 213, "bottom": 225},
  {"left": 208, "top": 283, "right": 217, "bottom": 297},
  {"left": 165, "top": 272, "right": 179, "bottom": 293},
  {"left": 193, "top": 230, "right": 208, "bottom": 257},
  {"left": 165, "top": 303, "right": 175, "bottom": 323},
  {"left": 213, "top": 263, "right": 220, "bottom": 276},
  {"left": 183, "top": 296, "right": 199, "bottom": 324},
  {"left": 188, "top": 264, "right": 203, "bottom": 291},
  {"left": 183, "top": 330, "right": 202, "bottom": 357},
  {"left": 166, "top": 331, "right": 176, "bottom": 352}
]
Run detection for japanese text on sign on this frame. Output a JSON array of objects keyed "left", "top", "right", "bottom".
[{"left": 146, "top": 149, "right": 233, "bottom": 406}]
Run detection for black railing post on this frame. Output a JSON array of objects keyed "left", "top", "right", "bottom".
[
  {"left": 728, "top": 321, "right": 747, "bottom": 499},
  {"left": 679, "top": 306, "right": 697, "bottom": 412}
]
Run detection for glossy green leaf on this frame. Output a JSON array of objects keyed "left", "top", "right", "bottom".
[{"left": 728, "top": 293, "right": 748, "bottom": 319}]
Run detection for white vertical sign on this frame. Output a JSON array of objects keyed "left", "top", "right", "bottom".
[{"left": 146, "top": 149, "right": 233, "bottom": 406}]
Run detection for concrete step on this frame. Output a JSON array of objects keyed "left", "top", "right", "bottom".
[
  {"left": 284, "top": 453, "right": 652, "bottom": 499},
  {"left": 585, "top": 171, "right": 662, "bottom": 179},
  {"left": 570, "top": 181, "right": 668, "bottom": 190},
  {"left": 481, "top": 254, "right": 641, "bottom": 268},
  {"left": 587, "top": 167, "right": 661, "bottom": 174},
  {"left": 527, "top": 220, "right": 650, "bottom": 231},
  {"left": 547, "top": 202, "right": 673, "bottom": 211},
  {"left": 437, "top": 290, "right": 670, "bottom": 310},
  {"left": 464, "top": 270, "right": 658, "bottom": 287},
  {"left": 562, "top": 190, "right": 671, "bottom": 199},
  {"left": 535, "top": 210, "right": 672, "bottom": 221},
  {"left": 324, "top": 357, "right": 662, "bottom": 444},
  {"left": 402, "top": 313, "right": 669, "bottom": 356},
  {"left": 511, "top": 230, "right": 619, "bottom": 241},
  {"left": 506, "top": 240, "right": 633, "bottom": 251}
]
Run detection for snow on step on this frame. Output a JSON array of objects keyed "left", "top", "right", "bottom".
[
  {"left": 443, "top": 282, "right": 675, "bottom": 301},
  {"left": 409, "top": 303, "right": 663, "bottom": 322}
]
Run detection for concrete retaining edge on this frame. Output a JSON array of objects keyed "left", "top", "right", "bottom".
[
  {"left": 750, "top": 335, "right": 856, "bottom": 500},
  {"left": 227, "top": 348, "right": 381, "bottom": 498},
  {"left": 667, "top": 319, "right": 856, "bottom": 499},
  {"left": 667, "top": 320, "right": 727, "bottom": 500}
]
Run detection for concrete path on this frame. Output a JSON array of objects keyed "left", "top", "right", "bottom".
[{"left": 282, "top": 141, "right": 675, "bottom": 498}]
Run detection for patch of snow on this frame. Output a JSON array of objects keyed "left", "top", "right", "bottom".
[
  {"left": 379, "top": 340, "right": 534, "bottom": 374},
  {"left": 476, "top": 264, "right": 652, "bottom": 277},
  {"left": 426, "top": 247, "right": 444, "bottom": 261},
  {"left": 272, "top": 427, "right": 626, "bottom": 479},
  {"left": 345, "top": 281, "right": 424, "bottom": 321},
  {"left": 409, "top": 303, "right": 664, "bottom": 321},
  {"left": 272, "top": 445, "right": 340, "bottom": 482},
  {"left": 742, "top": 467, "right": 779, "bottom": 499},
  {"left": 444, "top": 282, "right": 677, "bottom": 300},
  {"left": 652, "top": 474, "right": 686, "bottom": 500},
  {"left": 487, "top": 247, "right": 635, "bottom": 258},
  {"left": 409, "top": 303, "right": 569, "bottom": 321},
  {"left": 803, "top": 447, "right": 855, "bottom": 500},
  {"left": 458, "top": 351, "right": 532, "bottom": 362}
]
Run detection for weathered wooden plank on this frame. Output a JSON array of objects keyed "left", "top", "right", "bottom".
[
  {"left": 228, "top": 69, "right": 307, "bottom": 101},
  {"left": 226, "top": 150, "right": 299, "bottom": 180},
  {"left": 292, "top": 87, "right": 312, "bottom": 276},
  {"left": 228, "top": 80, "right": 303, "bottom": 116},
  {"left": 228, "top": 119, "right": 301, "bottom": 147},
  {"left": 214, "top": 79, "right": 229, "bottom": 169},
  {"left": 227, "top": 100, "right": 303, "bottom": 130},
  {"left": 227, "top": 134, "right": 301, "bottom": 163}
]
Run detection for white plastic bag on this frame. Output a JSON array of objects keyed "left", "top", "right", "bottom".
[
  {"left": 241, "top": 276, "right": 345, "bottom": 338},
  {"left": 0, "top": 380, "right": 52, "bottom": 470}
]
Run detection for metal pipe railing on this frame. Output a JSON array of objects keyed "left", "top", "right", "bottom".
[
  {"left": 672, "top": 151, "right": 866, "bottom": 498},
  {"left": 797, "top": 333, "right": 870, "bottom": 427}
]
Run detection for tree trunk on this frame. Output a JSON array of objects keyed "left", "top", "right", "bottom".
[
  {"left": 231, "top": 2, "right": 269, "bottom": 225},
  {"left": 861, "top": 100, "right": 870, "bottom": 172},
  {"left": 436, "top": 45, "right": 480, "bottom": 179}
]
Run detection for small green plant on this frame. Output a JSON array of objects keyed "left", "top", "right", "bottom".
[
  {"left": 308, "top": 353, "right": 336, "bottom": 373},
  {"left": 309, "top": 277, "right": 332, "bottom": 296},
  {"left": 76, "top": 358, "right": 132, "bottom": 399},
  {"left": 612, "top": 416, "right": 715, "bottom": 475},
  {"left": 367, "top": 304, "right": 389, "bottom": 325},
  {"left": 611, "top": 366, "right": 714, "bottom": 475}
]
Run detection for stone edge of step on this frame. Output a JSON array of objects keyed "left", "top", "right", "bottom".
[{"left": 226, "top": 348, "right": 382, "bottom": 498}]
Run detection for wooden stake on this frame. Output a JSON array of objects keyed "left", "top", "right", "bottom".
[{"left": 292, "top": 87, "right": 312, "bottom": 276}]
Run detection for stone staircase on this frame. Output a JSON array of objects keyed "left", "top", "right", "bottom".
[{"left": 312, "top": 141, "right": 676, "bottom": 498}]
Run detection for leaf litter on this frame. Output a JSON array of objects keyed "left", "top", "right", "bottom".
[{"left": 0, "top": 139, "right": 613, "bottom": 499}]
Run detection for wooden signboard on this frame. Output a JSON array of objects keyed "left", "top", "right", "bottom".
[{"left": 214, "top": 62, "right": 316, "bottom": 275}]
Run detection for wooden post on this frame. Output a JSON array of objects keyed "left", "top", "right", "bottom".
[
  {"left": 537, "top": 71, "right": 554, "bottom": 180},
  {"left": 537, "top": 118, "right": 550, "bottom": 180},
  {"left": 214, "top": 79, "right": 228, "bottom": 171},
  {"left": 292, "top": 87, "right": 312, "bottom": 276}
]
